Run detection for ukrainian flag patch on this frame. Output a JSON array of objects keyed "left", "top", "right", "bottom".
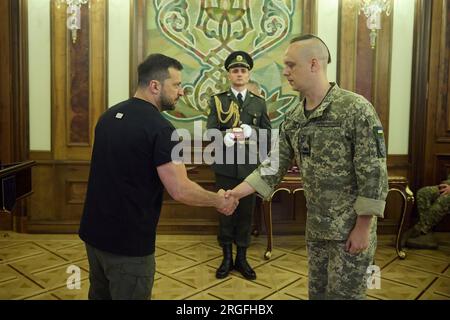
[{"left": 373, "top": 126, "right": 386, "bottom": 158}]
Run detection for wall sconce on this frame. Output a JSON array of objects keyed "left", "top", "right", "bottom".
[
  {"left": 56, "top": 0, "right": 89, "bottom": 44},
  {"left": 359, "top": 0, "right": 391, "bottom": 49}
]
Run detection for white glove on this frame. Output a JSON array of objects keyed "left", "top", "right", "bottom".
[
  {"left": 240, "top": 124, "right": 252, "bottom": 138},
  {"left": 224, "top": 132, "right": 235, "bottom": 147}
]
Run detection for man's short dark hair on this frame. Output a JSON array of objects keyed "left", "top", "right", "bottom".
[
  {"left": 290, "top": 34, "right": 332, "bottom": 64},
  {"left": 137, "top": 54, "right": 183, "bottom": 87}
]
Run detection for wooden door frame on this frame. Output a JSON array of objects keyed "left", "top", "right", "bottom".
[
  {"left": 409, "top": 0, "right": 433, "bottom": 192},
  {"left": 0, "top": 0, "right": 29, "bottom": 231},
  {"left": 0, "top": 0, "right": 29, "bottom": 164}
]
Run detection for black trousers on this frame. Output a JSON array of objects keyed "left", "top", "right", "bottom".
[{"left": 215, "top": 173, "right": 256, "bottom": 248}]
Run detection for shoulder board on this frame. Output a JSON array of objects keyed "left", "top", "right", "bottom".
[
  {"left": 212, "top": 91, "right": 229, "bottom": 97},
  {"left": 249, "top": 93, "right": 265, "bottom": 100}
]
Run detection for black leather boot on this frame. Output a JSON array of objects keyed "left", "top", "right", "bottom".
[
  {"left": 234, "top": 246, "right": 256, "bottom": 280},
  {"left": 216, "top": 244, "right": 233, "bottom": 279}
]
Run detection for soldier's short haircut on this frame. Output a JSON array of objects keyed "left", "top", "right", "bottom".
[
  {"left": 290, "top": 34, "right": 332, "bottom": 64},
  {"left": 137, "top": 54, "right": 183, "bottom": 88}
]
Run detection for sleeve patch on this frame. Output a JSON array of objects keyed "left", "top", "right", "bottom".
[{"left": 373, "top": 126, "right": 386, "bottom": 158}]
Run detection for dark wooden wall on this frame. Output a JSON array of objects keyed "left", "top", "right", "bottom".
[
  {"left": 0, "top": 0, "right": 29, "bottom": 231},
  {"left": 410, "top": 0, "right": 450, "bottom": 230},
  {"left": 0, "top": 0, "right": 28, "bottom": 165},
  {"left": 0, "top": 0, "right": 13, "bottom": 165},
  {"left": 423, "top": 0, "right": 450, "bottom": 186}
]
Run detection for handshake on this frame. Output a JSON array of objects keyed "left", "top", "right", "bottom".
[{"left": 216, "top": 189, "right": 240, "bottom": 215}]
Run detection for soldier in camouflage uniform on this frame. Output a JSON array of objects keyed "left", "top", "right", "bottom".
[
  {"left": 207, "top": 51, "right": 272, "bottom": 280},
  {"left": 226, "top": 35, "right": 388, "bottom": 299},
  {"left": 402, "top": 174, "right": 450, "bottom": 249}
]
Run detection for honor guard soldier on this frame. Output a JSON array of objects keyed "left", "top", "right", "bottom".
[{"left": 206, "top": 51, "right": 272, "bottom": 280}]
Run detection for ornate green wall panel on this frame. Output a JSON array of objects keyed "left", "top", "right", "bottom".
[{"left": 145, "top": 0, "right": 304, "bottom": 131}]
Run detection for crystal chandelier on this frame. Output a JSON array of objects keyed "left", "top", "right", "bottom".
[
  {"left": 359, "top": 0, "right": 391, "bottom": 49},
  {"left": 56, "top": 0, "right": 89, "bottom": 44}
]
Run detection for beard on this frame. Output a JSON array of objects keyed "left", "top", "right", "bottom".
[{"left": 160, "top": 92, "right": 177, "bottom": 111}]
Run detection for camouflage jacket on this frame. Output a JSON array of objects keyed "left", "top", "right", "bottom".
[
  {"left": 245, "top": 84, "right": 389, "bottom": 240},
  {"left": 207, "top": 89, "right": 272, "bottom": 179}
]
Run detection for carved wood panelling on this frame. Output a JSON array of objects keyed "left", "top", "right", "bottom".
[
  {"left": 338, "top": 0, "right": 392, "bottom": 146},
  {"left": 435, "top": 0, "right": 450, "bottom": 142},
  {"left": 0, "top": 0, "right": 13, "bottom": 164},
  {"left": 0, "top": 0, "right": 29, "bottom": 165},
  {"left": 338, "top": 0, "right": 358, "bottom": 92},
  {"left": 409, "top": 0, "right": 432, "bottom": 191},
  {"left": 421, "top": 0, "right": 450, "bottom": 186},
  {"left": 66, "top": 181, "right": 88, "bottom": 204},
  {"left": 373, "top": 6, "right": 392, "bottom": 147},
  {"left": 68, "top": 5, "right": 90, "bottom": 145},
  {"left": 130, "top": 0, "right": 146, "bottom": 95},
  {"left": 28, "top": 0, "right": 107, "bottom": 231},
  {"left": 0, "top": 0, "right": 29, "bottom": 231},
  {"left": 51, "top": 0, "right": 106, "bottom": 160},
  {"left": 302, "top": 0, "right": 317, "bottom": 34},
  {"left": 27, "top": 161, "right": 415, "bottom": 234},
  {"left": 355, "top": 16, "right": 374, "bottom": 103},
  {"left": 27, "top": 161, "right": 90, "bottom": 232}
]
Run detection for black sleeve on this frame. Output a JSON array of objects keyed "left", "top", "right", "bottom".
[{"left": 153, "top": 126, "right": 180, "bottom": 167}]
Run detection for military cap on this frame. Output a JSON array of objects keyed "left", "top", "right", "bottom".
[{"left": 224, "top": 51, "right": 254, "bottom": 71}]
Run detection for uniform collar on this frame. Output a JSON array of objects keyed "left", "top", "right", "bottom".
[
  {"left": 231, "top": 87, "right": 248, "bottom": 101},
  {"left": 294, "top": 83, "right": 339, "bottom": 122}
]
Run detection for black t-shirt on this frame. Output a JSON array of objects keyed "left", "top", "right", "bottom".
[{"left": 79, "top": 97, "right": 179, "bottom": 256}]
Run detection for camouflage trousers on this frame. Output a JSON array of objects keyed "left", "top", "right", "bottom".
[
  {"left": 307, "top": 237, "right": 376, "bottom": 300},
  {"left": 415, "top": 186, "right": 450, "bottom": 234}
]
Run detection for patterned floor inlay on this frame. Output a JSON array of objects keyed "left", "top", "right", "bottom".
[{"left": 0, "top": 232, "right": 448, "bottom": 300}]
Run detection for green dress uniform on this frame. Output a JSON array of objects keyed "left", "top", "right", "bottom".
[
  {"left": 207, "top": 89, "right": 271, "bottom": 248},
  {"left": 245, "top": 83, "right": 388, "bottom": 299},
  {"left": 206, "top": 50, "right": 271, "bottom": 281}
]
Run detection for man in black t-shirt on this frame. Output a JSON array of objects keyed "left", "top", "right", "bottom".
[{"left": 79, "top": 54, "right": 238, "bottom": 300}]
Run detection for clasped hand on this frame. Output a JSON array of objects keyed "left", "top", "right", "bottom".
[{"left": 217, "top": 189, "right": 238, "bottom": 215}]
